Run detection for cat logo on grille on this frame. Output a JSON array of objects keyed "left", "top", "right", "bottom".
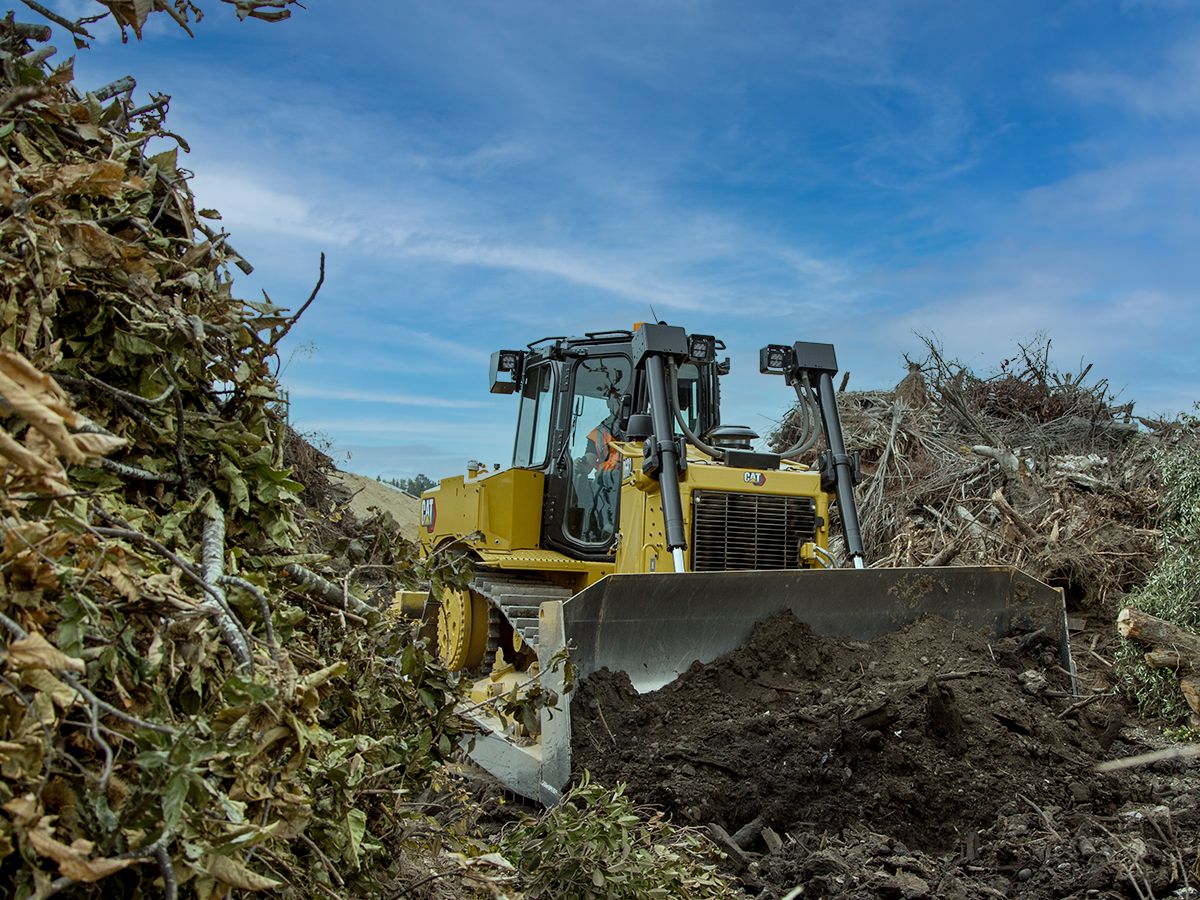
[{"left": 743, "top": 472, "right": 766, "bottom": 486}]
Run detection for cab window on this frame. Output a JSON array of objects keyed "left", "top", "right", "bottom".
[
  {"left": 675, "top": 363, "right": 702, "bottom": 434},
  {"left": 513, "top": 363, "right": 556, "bottom": 468},
  {"left": 564, "top": 356, "right": 631, "bottom": 544}
]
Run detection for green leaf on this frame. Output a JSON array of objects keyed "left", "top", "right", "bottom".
[
  {"left": 163, "top": 770, "right": 189, "bottom": 831},
  {"left": 344, "top": 808, "right": 367, "bottom": 869}
]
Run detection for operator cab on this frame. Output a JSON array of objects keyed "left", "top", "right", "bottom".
[{"left": 493, "top": 328, "right": 725, "bottom": 561}]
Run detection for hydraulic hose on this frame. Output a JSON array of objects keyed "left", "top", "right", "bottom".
[
  {"left": 667, "top": 359, "right": 723, "bottom": 460},
  {"left": 778, "top": 373, "right": 821, "bottom": 460}
]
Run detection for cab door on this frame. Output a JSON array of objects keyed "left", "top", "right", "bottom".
[{"left": 541, "top": 353, "right": 632, "bottom": 560}]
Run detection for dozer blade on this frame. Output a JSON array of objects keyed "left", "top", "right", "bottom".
[
  {"left": 560, "top": 566, "right": 1072, "bottom": 691},
  {"left": 463, "top": 566, "right": 1072, "bottom": 805}
]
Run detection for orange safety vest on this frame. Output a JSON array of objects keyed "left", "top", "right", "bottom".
[{"left": 588, "top": 422, "right": 620, "bottom": 472}]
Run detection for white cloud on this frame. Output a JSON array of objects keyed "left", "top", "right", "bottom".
[
  {"left": 1056, "top": 34, "right": 1200, "bottom": 119},
  {"left": 188, "top": 169, "right": 360, "bottom": 245},
  {"left": 286, "top": 384, "right": 491, "bottom": 408}
]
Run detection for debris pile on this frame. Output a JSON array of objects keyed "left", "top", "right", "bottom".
[
  {"left": 0, "top": 16, "right": 465, "bottom": 898},
  {"left": 771, "top": 337, "right": 1170, "bottom": 610}
]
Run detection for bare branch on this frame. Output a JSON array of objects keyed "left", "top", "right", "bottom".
[
  {"left": 92, "top": 75, "right": 136, "bottom": 101},
  {"left": 219, "top": 575, "right": 277, "bottom": 660},
  {"left": 269, "top": 252, "right": 325, "bottom": 348},
  {"left": 19, "top": 0, "right": 95, "bottom": 39}
]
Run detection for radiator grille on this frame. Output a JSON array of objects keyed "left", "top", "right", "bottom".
[{"left": 691, "top": 491, "right": 818, "bottom": 571}]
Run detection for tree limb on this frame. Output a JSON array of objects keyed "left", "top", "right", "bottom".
[{"left": 269, "top": 252, "right": 324, "bottom": 348}]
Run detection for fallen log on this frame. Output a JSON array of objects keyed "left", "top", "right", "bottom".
[
  {"left": 1143, "top": 649, "right": 1192, "bottom": 672},
  {"left": 1117, "top": 608, "right": 1200, "bottom": 660}
]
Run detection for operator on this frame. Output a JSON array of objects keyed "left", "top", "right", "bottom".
[
  {"left": 578, "top": 391, "right": 624, "bottom": 541},
  {"left": 584, "top": 391, "right": 623, "bottom": 476}
]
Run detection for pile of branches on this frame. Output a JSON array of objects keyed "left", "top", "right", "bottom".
[
  {"left": 0, "top": 14, "right": 470, "bottom": 899},
  {"left": 770, "top": 335, "right": 1170, "bottom": 610}
]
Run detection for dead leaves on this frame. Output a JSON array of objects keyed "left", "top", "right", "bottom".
[
  {"left": 2, "top": 797, "right": 140, "bottom": 884},
  {"left": 0, "top": 348, "right": 125, "bottom": 495},
  {"left": 206, "top": 852, "right": 282, "bottom": 891},
  {"left": 5, "top": 632, "right": 86, "bottom": 674}
]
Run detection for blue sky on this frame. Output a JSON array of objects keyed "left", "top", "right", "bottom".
[{"left": 44, "top": 1, "right": 1200, "bottom": 479}]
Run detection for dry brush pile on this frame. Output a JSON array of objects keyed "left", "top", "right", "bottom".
[{"left": 770, "top": 336, "right": 1200, "bottom": 720}]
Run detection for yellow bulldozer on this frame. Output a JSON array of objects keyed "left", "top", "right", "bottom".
[{"left": 404, "top": 324, "right": 1072, "bottom": 804}]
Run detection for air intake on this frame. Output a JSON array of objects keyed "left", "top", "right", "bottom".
[
  {"left": 691, "top": 491, "right": 818, "bottom": 571},
  {"left": 706, "top": 425, "right": 758, "bottom": 451}
]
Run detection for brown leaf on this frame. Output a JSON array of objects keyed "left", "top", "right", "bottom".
[
  {"left": 206, "top": 853, "right": 283, "bottom": 891},
  {"left": 25, "top": 819, "right": 137, "bottom": 883},
  {"left": 2, "top": 794, "right": 41, "bottom": 827},
  {"left": 6, "top": 632, "right": 86, "bottom": 674}
]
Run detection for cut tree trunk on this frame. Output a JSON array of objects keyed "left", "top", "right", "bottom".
[
  {"left": 1116, "top": 608, "right": 1200, "bottom": 661},
  {"left": 1143, "top": 649, "right": 1193, "bottom": 672}
]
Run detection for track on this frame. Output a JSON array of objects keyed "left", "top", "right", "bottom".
[{"left": 469, "top": 570, "right": 573, "bottom": 659}]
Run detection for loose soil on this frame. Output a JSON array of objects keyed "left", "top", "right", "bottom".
[{"left": 571, "top": 613, "right": 1200, "bottom": 898}]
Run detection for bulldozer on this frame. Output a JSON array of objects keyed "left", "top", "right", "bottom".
[{"left": 403, "top": 324, "right": 1072, "bottom": 804}]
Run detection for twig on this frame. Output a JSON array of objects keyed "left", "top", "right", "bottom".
[
  {"left": 595, "top": 700, "right": 617, "bottom": 746},
  {"left": 11, "top": 21, "right": 52, "bottom": 41},
  {"left": 86, "top": 511, "right": 253, "bottom": 667},
  {"left": 91, "top": 75, "right": 136, "bottom": 102},
  {"left": 96, "top": 457, "right": 181, "bottom": 483},
  {"left": 88, "top": 697, "right": 114, "bottom": 791},
  {"left": 152, "top": 0, "right": 194, "bottom": 36},
  {"left": 991, "top": 488, "right": 1038, "bottom": 541},
  {"left": 167, "top": 369, "right": 190, "bottom": 494},
  {"left": 283, "top": 563, "right": 376, "bottom": 618},
  {"left": 73, "top": 372, "right": 175, "bottom": 407},
  {"left": 0, "top": 84, "right": 44, "bottom": 116},
  {"left": 1016, "top": 793, "right": 1062, "bottom": 841},
  {"left": 129, "top": 93, "right": 171, "bottom": 119},
  {"left": 1096, "top": 744, "right": 1200, "bottom": 772},
  {"left": 392, "top": 867, "right": 501, "bottom": 898},
  {"left": 196, "top": 222, "right": 253, "bottom": 274},
  {"left": 269, "top": 252, "right": 325, "bottom": 348},
  {"left": 20, "top": 44, "right": 55, "bottom": 65},
  {"left": 201, "top": 504, "right": 253, "bottom": 669},
  {"left": 154, "top": 842, "right": 178, "bottom": 900},
  {"left": 19, "top": 0, "right": 94, "bottom": 39},
  {"left": 922, "top": 537, "right": 961, "bottom": 567},
  {"left": 297, "top": 832, "right": 344, "bottom": 888},
  {"left": 1056, "top": 692, "right": 1109, "bottom": 719}
]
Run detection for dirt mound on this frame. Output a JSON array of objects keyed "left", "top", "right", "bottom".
[
  {"left": 572, "top": 613, "right": 1199, "bottom": 897},
  {"left": 331, "top": 470, "right": 421, "bottom": 536}
]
